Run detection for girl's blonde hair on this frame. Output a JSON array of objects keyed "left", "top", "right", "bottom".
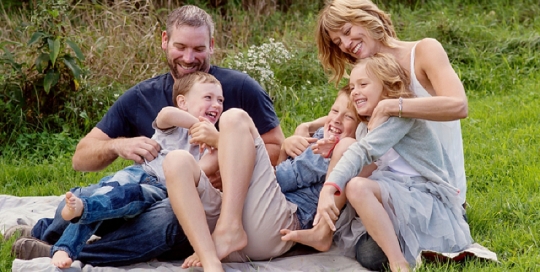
[
  {"left": 353, "top": 53, "right": 414, "bottom": 121},
  {"left": 317, "top": 0, "right": 397, "bottom": 85}
]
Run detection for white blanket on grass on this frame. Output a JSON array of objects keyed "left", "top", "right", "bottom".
[{"left": 1, "top": 195, "right": 498, "bottom": 272}]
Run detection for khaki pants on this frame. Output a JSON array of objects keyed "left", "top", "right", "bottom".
[{"left": 196, "top": 137, "right": 299, "bottom": 262}]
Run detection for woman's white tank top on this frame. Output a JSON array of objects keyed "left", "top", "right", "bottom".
[{"left": 409, "top": 42, "right": 467, "bottom": 203}]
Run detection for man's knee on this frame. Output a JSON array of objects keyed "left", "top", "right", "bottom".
[{"left": 355, "top": 233, "right": 388, "bottom": 271}]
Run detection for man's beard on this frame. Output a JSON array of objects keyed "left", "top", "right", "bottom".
[{"left": 166, "top": 53, "right": 210, "bottom": 80}]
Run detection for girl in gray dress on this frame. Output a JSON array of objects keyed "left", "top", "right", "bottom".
[{"left": 316, "top": 53, "right": 472, "bottom": 271}]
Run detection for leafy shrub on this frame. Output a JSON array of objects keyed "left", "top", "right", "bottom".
[{"left": 0, "top": 0, "right": 86, "bottom": 140}]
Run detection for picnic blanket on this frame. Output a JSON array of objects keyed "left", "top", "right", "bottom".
[{"left": 1, "top": 195, "right": 498, "bottom": 271}]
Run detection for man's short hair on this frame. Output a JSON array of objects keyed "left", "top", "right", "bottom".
[{"left": 167, "top": 5, "right": 215, "bottom": 40}]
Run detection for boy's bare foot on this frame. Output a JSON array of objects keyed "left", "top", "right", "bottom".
[
  {"left": 211, "top": 223, "right": 248, "bottom": 260},
  {"left": 280, "top": 223, "right": 333, "bottom": 252},
  {"left": 182, "top": 252, "right": 224, "bottom": 272},
  {"left": 61, "top": 192, "right": 83, "bottom": 221},
  {"left": 51, "top": 250, "right": 73, "bottom": 268},
  {"left": 181, "top": 252, "right": 202, "bottom": 268}
]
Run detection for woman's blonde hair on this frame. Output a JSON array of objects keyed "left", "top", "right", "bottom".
[
  {"left": 353, "top": 53, "right": 414, "bottom": 121},
  {"left": 317, "top": 0, "right": 397, "bottom": 85}
]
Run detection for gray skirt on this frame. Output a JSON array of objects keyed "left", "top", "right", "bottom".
[{"left": 333, "top": 166, "right": 473, "bottom": 267}]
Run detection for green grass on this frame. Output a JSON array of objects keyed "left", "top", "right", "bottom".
[{"left": 1, "top": 0, "right": 540, "bottom": 271}]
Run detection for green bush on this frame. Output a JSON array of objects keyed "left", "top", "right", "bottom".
[{"left": 0, "top": 0, "right": 87, "bottom": 142}]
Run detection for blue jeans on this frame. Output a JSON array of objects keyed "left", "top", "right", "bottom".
[
  {"left": 33, "top": 166, "right": 192, "bottom": 266},
  {"left": 283, "top": 183, "right": 322, "bottom": 229},
  {"left": 50, "top": 166, "right": 168, "bottom": 259}
]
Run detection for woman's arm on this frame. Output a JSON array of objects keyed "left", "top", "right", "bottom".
[{"left": 369, "top": 39, "right": 468, "bottom": 128}]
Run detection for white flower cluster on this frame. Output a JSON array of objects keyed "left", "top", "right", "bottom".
[{"left": 225, "top": 39, "right": 293, "bottom": 97}]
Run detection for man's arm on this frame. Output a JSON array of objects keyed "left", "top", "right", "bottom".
[
  {"left": 72, "top": 127, "right": 160, "bottom": 172},
  {"left": 260, "top": 125, "right": 285, "bottom": 166}
]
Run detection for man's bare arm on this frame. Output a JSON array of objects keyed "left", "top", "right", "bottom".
[
  {"left": 72, "top": 128, "right": 160, "bottom": 172},
  {"left": 260, "top": 125, "right": 285, "bottom": 167}
]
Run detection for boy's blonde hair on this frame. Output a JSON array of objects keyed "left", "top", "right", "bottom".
[
  {"left": 317, "top": 0, "right": 397, "bottom": 84},
  {"left": 172, "top": 72, "right": 222, "bottom": 107},
  {"left": 336, "top": 85, "right": 362, "bottom": 125},
  {"left": 354, "top": 53, "right": 414, "bottom": 122}
]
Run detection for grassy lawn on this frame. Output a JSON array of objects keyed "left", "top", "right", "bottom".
[{"left": 1, "top": 0, "right": 539, "bottom": 271}]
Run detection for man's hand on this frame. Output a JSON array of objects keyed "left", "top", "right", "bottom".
[
  {"left": 311, "top": 135, "right": 339, "bottom": 158},
  {"left": 313, "top": 185, "right": 340, "bottom": 231},
  {"left": 282, "top": 135, "right": 317, "bottom": 158},
  {"left": 113, "top": 136, "right": 161, "bottom": 164},
  {"left": 190, "top": 117, "right": 219, "bottom": 152}
]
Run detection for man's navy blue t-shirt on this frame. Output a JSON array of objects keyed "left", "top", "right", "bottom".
[{"left": 96, "top": 66, "right": 280, "bottom": 138}]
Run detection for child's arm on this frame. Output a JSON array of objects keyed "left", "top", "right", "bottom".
[
  {"left": 279, "top": 135, "right": 318, "bottom": 161},
  {"left": 326, "top": 117, "right": 415, "bottom": 195},
  {"left": 190, "top": 117, "right": 219, "bottom": 150},
  {"left": 155, "top": 106, "right": 199, "bottom": 130},
  {"left": 294, "top": 116, "right": 328, "bottom": 137},
  {"left": 199, "top": 151, "right": 219, "bottom": 179}
]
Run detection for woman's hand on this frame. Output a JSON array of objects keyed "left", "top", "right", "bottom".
[
  {"left": 368, "top": 99, "right": 391, "bottom": 131},
  {"left": 313, "top": 185, "right": 340, "bottom": 231},
  {"left": 282, "top": 135, "right": 317, "bottom": 158}
]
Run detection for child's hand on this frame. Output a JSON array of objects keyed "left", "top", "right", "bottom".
[
  {"left": 312, "top": 135, "right": 339, "bottom": 158},
  {"left": 282, "top": 135, "right": 317, "bottom": 158},
  {"left": 313, "top": 185, "right": 340, "bottom": 231},
  {"left": 189, "top": 117, "right": 219, "bottom": 153}
]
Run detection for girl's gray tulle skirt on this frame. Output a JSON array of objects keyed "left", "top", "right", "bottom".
[{"left": 333, "top": 166, "right": 473, "bottom": 267}]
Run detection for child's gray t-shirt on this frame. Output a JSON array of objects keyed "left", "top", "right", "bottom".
[{"left": 141, "top": 121, "right": 204, "bottom": 185}]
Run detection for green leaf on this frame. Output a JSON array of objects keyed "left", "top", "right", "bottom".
[
  {"left": 35, "top": 53, "right": 50, "bottom": 73},
  {"left": 48, "top": 37, "right": 61, "bottom": 67},
  {"left": 28, "top": 32, "right": 45, "bottom": 46},
  {"left": 44, "top": 70, "right": 59, "bottom": 94},
  {"left": 66, "top": 40, "right": 85, "bottom": 61},
  {"left": 63, "top": 55, "right": 82, "bottom": 80}
]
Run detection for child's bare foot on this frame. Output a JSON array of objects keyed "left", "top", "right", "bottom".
[
  {"left": 183, "top": 252, "right": 224, "bottom": 272},
  {"left": 61, "top": 192, "right": 83, "bottom": 221},
  {"left": 181, "top": 252, "right": 202, "bottom": 268},
  {"left": 280, "top": 222, "right": 333, "bottom": 252},
  {"left": 390, "top": 261, "right": 410, "bottom": 272},
  {"left": 211, "top": 222, "right": 248, "bottom": 260},
  {"left": 51, "top": 250, "right": 73, "bottom": 268}
]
